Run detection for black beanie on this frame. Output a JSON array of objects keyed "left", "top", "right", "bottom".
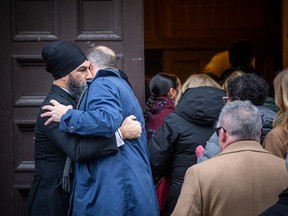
[{"left": 42, "top": 41, "right": 88, "bottom": 80}]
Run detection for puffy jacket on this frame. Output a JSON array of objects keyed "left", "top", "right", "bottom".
[{"left": 148, "top": 86, "right": 226, "bottom": 216}]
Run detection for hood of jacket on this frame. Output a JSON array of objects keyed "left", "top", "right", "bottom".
[{"left": 174, "top": 86, "right": 226, "bottom": 126}]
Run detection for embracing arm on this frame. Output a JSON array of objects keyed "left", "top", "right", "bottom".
[
  {"left": 42, "top": 80, "right": 123, "bottom": 136},
  {"left": 41, "top": 99, "right": 141, "bottom": 138},
  {"left": 45, "top": 123, "right": 117, "bottom": 162},
  {"left": 118, "top": 115, "right": 142, "bottom": 139},
  {"left": 44, "top": 114, "right": 141, "bottom": 162}
]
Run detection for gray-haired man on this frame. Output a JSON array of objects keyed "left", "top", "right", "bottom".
[{"left": 172, "top": 100, "right": 288, "bottom": 216}]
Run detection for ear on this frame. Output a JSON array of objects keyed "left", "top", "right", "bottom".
[
  {"left": 219, "top": 128, "right": 227, "bottom": 150},
  {"left": 89, "top": 62, "right": 95, "bottom": 71},
  {"left": 90, "top": 63, "right": 98, "bottom": 77},
  {"left": 168, "top": 88, "right": 177, "bottom": 99},
  {"left": 53, "top": 74, "right": 69, "bottom": 89},
  {"left": 61, "top": 74, "right": 68, "bottom": 82}
]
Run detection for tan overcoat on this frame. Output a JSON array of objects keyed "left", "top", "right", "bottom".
[
  {"left": 262, "top": 125, "right": 288, "bottom": 159},
  {"left": 172, "top": 141, "right": 288, "bottom": 216}
]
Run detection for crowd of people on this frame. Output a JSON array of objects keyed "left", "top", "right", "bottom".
[{"left": 27, "top": 39, "right": 288, "bottom": 216}]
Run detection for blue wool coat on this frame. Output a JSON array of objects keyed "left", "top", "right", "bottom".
[{"left": 60, "top": 69, "right": 159, "bottom": 216}]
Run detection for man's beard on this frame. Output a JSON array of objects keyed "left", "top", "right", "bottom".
[{"left": 68, "top": 75, "right": 87, "bottom": 103}]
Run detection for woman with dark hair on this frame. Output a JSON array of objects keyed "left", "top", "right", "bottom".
[
  {"left": 144, "top": 73, "right": 181, "bottom": 142},
  {"left": 148, "top": 74, "right": 225, "bottom": 216}
]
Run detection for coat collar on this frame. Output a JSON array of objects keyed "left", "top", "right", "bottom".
[
  {"left": 94, "top": 68, "right": 120, "bottom": 79},
  {"left": 218, "top": 140, "right": 271, "bottom": 157}
]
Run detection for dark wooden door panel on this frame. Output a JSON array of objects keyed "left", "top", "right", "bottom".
[{"left": 0, "top": 0, "right": 144, "bottom": 215}]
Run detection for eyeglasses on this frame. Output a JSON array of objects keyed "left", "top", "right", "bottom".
[
  {"left": 215, "top": 127, "right": 227, "bottom": 136},
  {"left": 222, "top": 96, "right": 229, "bottom": 103}
]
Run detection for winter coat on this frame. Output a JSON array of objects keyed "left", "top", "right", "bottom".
[
  {"left": 263, "top": 125, "right": 288, "bottom": 161},
  {"left": 172, "top": 141, "right": 288, "bottom": 216},
  {"left": 27, "top": 85, "right": 118, "bottom": 216},
  {"left": 258, "top": 106, "right": 277, "bottom": 143},
  {"left": 148, "top": 86, "right": 226, "bottom": 216},
  {"left": 60, "top": 69, "right": 159, "bottom": 216},
  {"left": 263, "top": 96, "right": 279, "bottom": 113}
]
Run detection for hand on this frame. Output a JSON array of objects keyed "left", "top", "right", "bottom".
[
  {"left": 195, "top": 145, "right": 205, "bottom": 158},
  {"left": 41, "top": 99, "right": 73, "bottom": 125},
  {"left": 119, "top": 115, "right": 142, "bottom": 139}
]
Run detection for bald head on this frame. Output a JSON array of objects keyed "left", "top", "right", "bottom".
[{"left": 87, "top": 45, "right": 117, "bottom": 69}]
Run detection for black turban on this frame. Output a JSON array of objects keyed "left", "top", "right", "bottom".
[{"left": 42, "top": 41, "right": 87, "bottom": 80}]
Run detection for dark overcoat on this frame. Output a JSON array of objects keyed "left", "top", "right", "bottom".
[{"left": 148, "top": 86, "right": 226, "bottom": 216}]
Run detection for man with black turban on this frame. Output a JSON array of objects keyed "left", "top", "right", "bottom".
[{"left": 27, "top": 41, "right": 141, "bottom": 216}]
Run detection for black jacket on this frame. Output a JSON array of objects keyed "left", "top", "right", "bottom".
[
  {"left": 27, "top": 85, "right": 117, "bottom": 216},
  {"left": 148, "top": 86, "right": 226, "bottom": 216},
  {"left": 259, "top": 187, "right": 288, "bottom": 216}
]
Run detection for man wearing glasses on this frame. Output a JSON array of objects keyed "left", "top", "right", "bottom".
[{"left": 172, "top": 100, "right": 288, "bottom": 216}]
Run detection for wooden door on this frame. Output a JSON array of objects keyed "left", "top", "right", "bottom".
[
  {"left": 282, "top": 0, "right": 288, "bottom": 69},
  {"left": 0, "top": 0, "right": 144, "bottom": 215}
]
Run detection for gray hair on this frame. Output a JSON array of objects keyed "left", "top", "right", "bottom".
[
  {"left": 87, "top": 45, "right": 117, "bottom": 68},
  {"left": 218, "top": 100, "right": 262, "bottom": 140}
]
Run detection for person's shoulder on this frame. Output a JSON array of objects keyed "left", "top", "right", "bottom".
[
  {"left": 258, "top": 106, "right": 276, "bottom": 121},
  {"left": 43, "top": 86, "right": 73, "bottom": 106},
  {"left": 263, "top": 97, "right": 279, "bottom": 113},
  {"left": 193, "top": 154, "right": 221, "bottom": 170},
  {"left": 96, "top": 68, "right": 119, "bottom": 77},
  {"left": 258, "top": 105, "right": 276, "bottom": 115},
  {"left": 91, "top": 73, "right": 118, "bottom": 87},
  {"left": 220, "top": 67, "right": 234, "bottom": 81},
  {"left": 268, "top": 125, "right": 288, "bottom": 137}
]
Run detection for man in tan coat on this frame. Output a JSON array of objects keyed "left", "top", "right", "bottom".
[{"left": 172, "top": 100, "right": 288, "bottom": 216}]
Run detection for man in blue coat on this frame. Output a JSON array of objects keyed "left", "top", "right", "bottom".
[{"left": 42, "top": 46, "right": 159, "bottom": 215}]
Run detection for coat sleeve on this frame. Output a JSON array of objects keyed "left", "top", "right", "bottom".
[
  {"left": 148, "top": 117, "right": 174, "bottom": 181},
  {"left": 197, "top": 132, "right": 221, "bottom": 163},
  {"left": 59, "top": 78, "right": 123, "bottom": 136},
  {"left": 171, "top": 167, "right": 202, "bottom": 216},
  {"left": 45, "top": 121, "right": 118, "bottom": 162},
  {"left": 263, "top": 128, "right": 286, "bottom": 159}
]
